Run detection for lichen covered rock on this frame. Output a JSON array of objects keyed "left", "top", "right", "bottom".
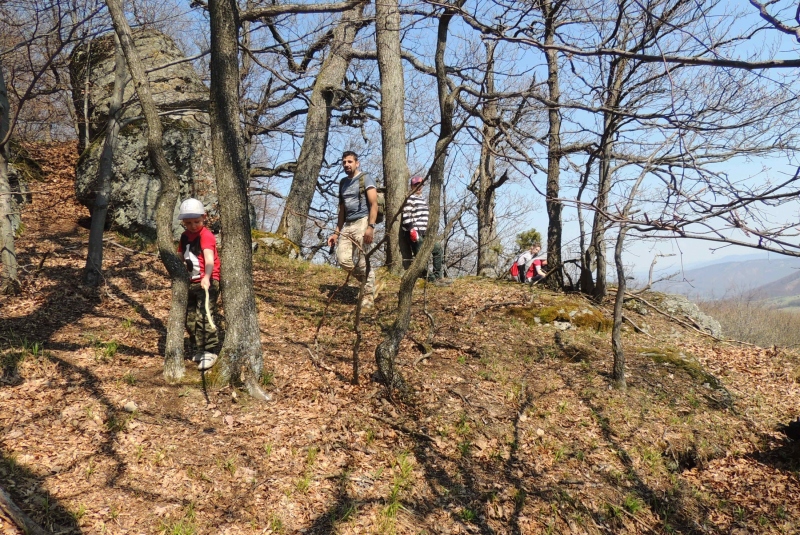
[{"left": 69, "top": 30, "right": 216, "bottom": 237}]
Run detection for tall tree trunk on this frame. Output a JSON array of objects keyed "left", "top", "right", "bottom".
[
  {"left": 208, "top": 0, "right": 269, "bottom": 399},
  {"left": 375, "top": 0, "right": 462, "bottom": 388},
  {"left": 476, "top": 40, "right": 499, "bottom": 278},
  {"left": 611, "top": 224, "right": 627, "bottom": 390},
  {"left": 587, "top": 57, "right": 626, "bottom": 301},
  {"left": 276, "top": 2, "right": 365, "bottom": 248},
  {"left": 541, "top": 0, "right": 563, "bottom": 290},
  {"left": 106, "top": 0, "right": 189, "bottom": 382},
  {"left": 375, "top": 0, "right": 409, "bottom": 274},
  {"left": 83, "top": 34, "right": 127, "bottom": 287},
  {"left": 0, "top": 64, "right": 20, "bottom": 295}
]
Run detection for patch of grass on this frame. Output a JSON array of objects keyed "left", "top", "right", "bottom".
[
  {"left": 459, "top": 508, "right": 477, "bottom": 522},
  {"left": 158, "top": 503, "right": 197, "bottom": 535},
  {"left": 381, "top": 452, "right": 414, "bottom": 531},
  {"left": 640, "top": 347, "right": 723, "bottom": 390},
  {"left": 260, "top": 370, "right": 274, "bottom": 387},
  {"left": 268, "top": 513, "right": 285, "bottom": 534},
  {"left": 623, "top": 494, "right": 644, "bottom": 515},
  {"left": 122, "top": 371, "right": 137, "bottom": 386}
]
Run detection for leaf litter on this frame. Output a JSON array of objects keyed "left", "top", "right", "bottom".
[{"left": 0, "top": 142, "right": 799, "bottom": 534}]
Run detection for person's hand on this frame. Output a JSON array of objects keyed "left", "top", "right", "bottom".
[
  {"left": 201, "top": 277, "right": 211, "bottom": 291},
  {"left": 327, "top": 234, "right": 338, "bottom": 247},
  {"left": 363, "top": 226, "right": 374, "bottom": 245}
]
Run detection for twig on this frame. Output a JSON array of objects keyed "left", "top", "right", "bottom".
[
  {"left": 624, "top": 292, "right": 757, "bottom": 347},
  {"left": 0, "top": 486, "right": 50, "bottom": 535},
  {"left": 621, "top": 313, "right": 654, "bottom": 338},
  {"left": 103, "top": 237, "right": 157, "bottom": 256},
  {"left": 354, "top": 407, "right": 435, "bottom": 443},
  {"left": 304, "top": 346, "right": 333, "bottom": 392},
  {"left": 467, "top": 299, "right": 526, "bottom": 323}
]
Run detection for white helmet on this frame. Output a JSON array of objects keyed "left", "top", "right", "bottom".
[{"left": 178, "top": 198, "right": 205, "bottom": 220}]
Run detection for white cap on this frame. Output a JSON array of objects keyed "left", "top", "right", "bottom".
[{"left": 178, "top": 198, "right": 205, "bottom": 220}]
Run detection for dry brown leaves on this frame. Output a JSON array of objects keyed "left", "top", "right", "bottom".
[{"left": 1, "top": 144, "right": 799, "bottom": 534}]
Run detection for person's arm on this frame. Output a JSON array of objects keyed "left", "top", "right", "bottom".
[
  {"left": 328, "top": 201, "right": 346, "bottom": 247},
  {"left": 364, "top": 187, "right": 378, "bottom": 245},
  {"left": 535, "top": 261, "right": 546, "bottom": 277},
  {"left": 201, "top": 248, "right": 214, "bottom": 290}
]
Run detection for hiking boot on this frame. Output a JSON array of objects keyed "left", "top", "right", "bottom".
[
  {"left": 360, "top": 297, "right": 374, "bottom": 310},
  {"left": 198, "top": 352, "right": 218, "bottom": 371},
  {"left": 192, "top": 352, "right": 204, "bottom": 363},
  {"left": 433, "top": 278, "right": 453, "bottom": 287}
]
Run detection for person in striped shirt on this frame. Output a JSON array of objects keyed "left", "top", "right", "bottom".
[{"left": 403, "top": 176, "right": 447, "bottom": 283}]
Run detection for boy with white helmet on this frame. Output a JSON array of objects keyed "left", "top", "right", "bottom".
[{"left": 177, "top": 198, "right": 221, "bottom": 370}]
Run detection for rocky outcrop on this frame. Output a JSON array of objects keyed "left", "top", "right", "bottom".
[
  {"left": 627, "top": 292, "right": 722, "bottom": 338},
  {"left": 69, "top": 30, "right": 216, "bottom": 236}
]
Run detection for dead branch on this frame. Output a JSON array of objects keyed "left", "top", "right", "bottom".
[{"left": 0, "top": 486, "right": 49, "bottom": 535}]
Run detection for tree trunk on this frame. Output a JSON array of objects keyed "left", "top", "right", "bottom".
[
  {"left": 611, "top": 224, "right": 627, "bottom": 390},
  {"left": 476, "top": 40, "right": 499, "bottom": 278},
  {"left": 0, "top": 64, "right": 19, "bottom": 296},
  {"left": 208, "top": 0, "right": 269, "bottom": 400},
  {"left": 106, "top": 0, "right": 188, "bottom": 382},
  {"left": 83, "top": 34, "right": 127, "bottom": 287},
  {"left": 542, "top": 0, "right": 563, "bottom": 290},
  {"left": 375, "top": 0, "right": 409, "bottom": 275},
  {"left": 275, "top": 2, "right": 365, "bottom": 248},
  {"left": 375, "top": 0, "right": 462, "bottom": 388}
]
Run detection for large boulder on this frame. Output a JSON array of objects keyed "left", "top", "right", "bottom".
[
  {"left": 633, "top": 292, "right": 722, "bottom": 338},
  {"left": 69, "top": 30, "right": 217, "bottom": 237}
]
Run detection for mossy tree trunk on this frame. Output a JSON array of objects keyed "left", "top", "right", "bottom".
[
  {"left": 106, "top": 0, "right": 189, "bottom": 382},
  {"left": 208, "top": 0, "right": 269, "bottom": 399},
  {"left": 83, "top": 34, "right": 127, "bottom": 287}
]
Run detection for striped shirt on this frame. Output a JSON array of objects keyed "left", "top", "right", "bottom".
[{"left": 402, "top": 193, "right": 429, "bottom": 232}]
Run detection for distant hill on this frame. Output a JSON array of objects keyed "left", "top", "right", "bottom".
[{"left": 649, "top": 257, "right": 800, "bottom": 300}]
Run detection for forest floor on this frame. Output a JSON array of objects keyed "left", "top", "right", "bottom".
[{"left": 2, "top": 142, "right": 800, "bottom": 535}]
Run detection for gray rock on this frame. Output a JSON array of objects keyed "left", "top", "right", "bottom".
[
  {"left": 654, "top": 293, "right": 722, "bottom": 338},
  {"left": 123, "top": 401, "right": 138, "bottom": 413},
  {"left": 69, "top": 30, "right": 217, "bottom": 237}
]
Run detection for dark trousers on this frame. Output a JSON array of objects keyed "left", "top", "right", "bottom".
[
  {"left": 410, "top": 231, "right": 444, "bottom": 280},
  {"left": 186, "top": 280, "right": 220, "bottom": 353}
]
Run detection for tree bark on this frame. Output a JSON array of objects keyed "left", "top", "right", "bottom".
[
  {"left": 83, "top": 34, "right": 127, "bottom": 287},
  {"left": 208, "top": 0, "right": 269, "bottom": 399},
  {"left": 375, "top": 0, "right": 462, "bottom": 388},
  {"left": 475, "top": 40, "right": 499, "bottom": 278},
  {"left": 106, "top": 0, "right": 188, "bottom": 382},
  {"left": 275, "top": 2, "right": 365, "bottom": 248},
  {"left": 0, "top": 64, "right": 19, "bottom": 296},
  {"left": 541, "top": 0, "right": 563, "bottom": 290},
  {"left": 375, "top": 0, "right": 409, "bottom": 275},
  {"left": 611, "top": 224, "right": 627, "bottom": 390}
]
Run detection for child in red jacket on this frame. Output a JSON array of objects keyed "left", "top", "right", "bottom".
[{"left": 177, "top": 198, "right": 221, "bottom": 371}]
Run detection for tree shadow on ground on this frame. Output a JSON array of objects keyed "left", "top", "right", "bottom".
[
  {"left": 0, "top": 454, "right": 81, "bottom": 533},
  {"left": 319, "top": 284, "right": 360, "bottom": 305}
]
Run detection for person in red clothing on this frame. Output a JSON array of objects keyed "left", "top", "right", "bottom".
[{"left": 177, "top": 198, "right": 221, "bottom": 371}]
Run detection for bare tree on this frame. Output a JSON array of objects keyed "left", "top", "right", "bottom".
[
  {"left": 375, "top": 0, "right": 410, "bottom": 274},
  {"left": 106, "top": 0, "right": 189, "bottom": 382},
  {"left": 0, "top": 64, "right": 16, "bottom": 295},
  {"left": 205, "top": 0, "right": 270, "bottom": 398},
  {"left": 82, "top": 33, "right": 127, "bottom": 287},
  {"left": 273, "top": 1, "right": 367, "bottom": 248},
  {"left": 374, "top": 0, "right": 465, "bottom": 389}
]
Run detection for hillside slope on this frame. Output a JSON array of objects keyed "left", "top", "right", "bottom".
[{"left": 2, "top": 143, "right": 800, "bottom": 535}]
